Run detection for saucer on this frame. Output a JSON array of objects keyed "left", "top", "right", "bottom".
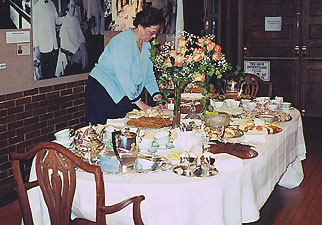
[
  {"left": 148, "top": 146, "right": 158, "bottom": 153},
  {"left": 152, "top": 142, "right": 174, "bottom": 149},
  {"left": 152, "top": 142, "right": 159, "bottom": 147}
]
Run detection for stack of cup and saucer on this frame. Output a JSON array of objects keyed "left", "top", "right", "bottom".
[{"left": 54, "top": 128, "right": 73, "bottom": 149}]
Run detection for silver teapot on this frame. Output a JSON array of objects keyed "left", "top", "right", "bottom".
[{"left": 112, "top": 128, "right": 138, "bottom": 174}]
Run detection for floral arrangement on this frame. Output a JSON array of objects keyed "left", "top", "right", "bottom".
[{"left": 150, "top": 31, "right": 229, "bottom": 127}]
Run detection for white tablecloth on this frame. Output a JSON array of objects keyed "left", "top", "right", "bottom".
[{"left": 27, "top": 109, "right": 306, "bottom": 225}]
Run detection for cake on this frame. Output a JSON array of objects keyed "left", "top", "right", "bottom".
[
  {"left": 180, "top": 93, "right": 204, "bottom": 114},
  {"left": 207, "top": 141, "right": 258, "bottom": 159}
]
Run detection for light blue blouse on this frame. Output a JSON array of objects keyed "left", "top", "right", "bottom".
[{"left": 90, "top": 29, "right": 160, "bottom": 104}]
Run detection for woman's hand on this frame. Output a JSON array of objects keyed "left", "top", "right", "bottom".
[
  {"left": 135, "top": 100, "right": 154, "bottom": 110},
  {"left": 155, "top": 95, "right": 168, "bottom": 110}
]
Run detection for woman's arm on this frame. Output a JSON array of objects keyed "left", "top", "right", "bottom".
[{"left": 135, "top": 100, "right": 153, "bottom": 110}]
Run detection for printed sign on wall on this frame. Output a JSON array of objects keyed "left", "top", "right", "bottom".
[
  {"left": 265, "top": 17, "right": 282, "bottom": 31},
  {"left": 244, "top": 61, "right": 270, "bottom": 81}
]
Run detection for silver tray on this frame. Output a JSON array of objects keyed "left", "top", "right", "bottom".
[{"left": 173, "top": 165, "right": 218, "bottom": 177}]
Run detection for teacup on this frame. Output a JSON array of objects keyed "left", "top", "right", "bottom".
[
  {"left": 255, "top": 97, "right": 270, "bottom": 101},
  {"left": 154, "top": 131, "right": 170, "bottom": 148},
  {"left": 54, "top": 129, "right": 70, "bottom": 140},
  {"left": 214, "top": 101, "right": 224, "bottom": 108},
  {"left": 275, "top": 96, "right": 284, "bottom": 103},
  {"left": 247, "top": 101, "right": 257, "bottom": 111},
  {"left": 281, "top": 102, "right": 291, "bottom": 109},
  {"left": 255, "top": 98, "right": 269, "bottom": 110},
  {"left": 224, "top": 99, "right": 235, "bottom": 107},
  {"left": 232, "top": 100, "right": 240, "bottom": 108},
  {"left": 155, "top": 136, "right": 170, "bottom": 148},
  {"left": 138, "top": 137, "right": 153, "bottom": 152},
  {"left": 267, "top": 104, "right": 278, "bottom": 111},
  {"left": 168, "top": 103, "right": 174, "bottom": 110}
]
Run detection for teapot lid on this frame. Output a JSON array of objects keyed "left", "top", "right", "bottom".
[{"left": 121, "top": 127, "right": 137, "bottom": 138}]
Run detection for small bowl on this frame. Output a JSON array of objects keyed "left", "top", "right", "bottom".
[
  {"left": 260, "top": 115, "right": 276, "bottom": 124},
  {"left": 204, "top": 112, "right": 231, "bottom": 129}
]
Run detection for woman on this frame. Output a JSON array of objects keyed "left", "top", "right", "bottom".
[{"left": 85, "top": 7, "right": 165, "bottom": 125}]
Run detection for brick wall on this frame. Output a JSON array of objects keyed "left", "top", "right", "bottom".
[{"left": 0, "top": 80, "right": 87, "bottom": 200}]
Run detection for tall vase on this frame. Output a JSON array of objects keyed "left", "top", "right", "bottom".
[
  {"left": 203, "top": 75, "right": 212, "bottom": 111},
  {"left": 172, "top": 82, "right": 182, "bottom": 128}
]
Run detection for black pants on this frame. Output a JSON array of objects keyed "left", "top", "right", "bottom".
[
  {"left": 87, "top": 34, "right": 104, "bottom": 69},
  {"left": 40, "top": 50, "right": 58, "bottom": 79},
  {"left": 85, "top": 76, "right": 138, "bottom": 125}
]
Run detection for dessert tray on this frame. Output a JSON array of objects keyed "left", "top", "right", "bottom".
[
  {"left": 127, "top": 116, "right": 172, "bottom": 129},
  {"left": 243, "top": 124, "right": 282, "bottom": 134},
  {"left": 207, "top": 141, "right": 258, "bottom": 159},
  {"left": 126, "top": 109, "right": 173, "bottom": 129},
  {"left": 97, "top": 153, "right": 171, "bottom": 174},
  {"left": 126, "top": 108, "right": 172, "bottom": 119},
  {"left": 241, "top": 109, "right": 292, "bottom": 122},
  {"left": 173, "top": 164, "right": 218, "bottom": 177},
  {"left": 168, "top": 150, "right": 219, "bottom": 177},
  {"left": 204, "top": 126, "right": 244, "bottom": 140}
]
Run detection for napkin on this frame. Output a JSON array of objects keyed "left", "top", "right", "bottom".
[
  {"left": 98, "top": 155, "right": 119, "bottom": 173},
  {"left": 243, "top": 130, "right": 268, "bottom": 143},
  {"left": 214, "top": 153, "right": 243, "bottom": 172},
  {"left": 106, "top": 118, "right": 126, "bottom": 127}
]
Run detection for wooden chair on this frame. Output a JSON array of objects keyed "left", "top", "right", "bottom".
[
  {"left": 10, "top": 142, "right": 145, "bottom": 225},
  {"left": 240, "top": 73, "right": 273, "bottom": 98}
]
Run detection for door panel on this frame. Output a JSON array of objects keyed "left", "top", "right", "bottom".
[
  {"left": 302, "top": 0, "right": 322, "bottom": 116},
  {"left": 270, "top": 59, "right": 299, "bottom": 102},
  {"left": 243, "top": 0, "right": 299, "bottom": 107}
]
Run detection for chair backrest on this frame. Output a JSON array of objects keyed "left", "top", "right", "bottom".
[
  {"left": 240, "top": 73, "right": 273, "bottom": 98},
  {"left": 11, "top": 142, "right": 145, "bottom": 225}
]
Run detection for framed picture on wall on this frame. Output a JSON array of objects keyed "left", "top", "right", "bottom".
[
  {"left": 32, "top": 0, "right": 105, "bottom": 80},
  {"left": 0, "top": 0, "right": 31, "bottom": 29},
  {"left": 106, "top": 0, "right": 175, "bottom": 34}
]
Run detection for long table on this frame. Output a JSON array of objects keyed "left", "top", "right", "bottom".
[{"left": 27, "top": 109, "right": 306, "bottom": 225}]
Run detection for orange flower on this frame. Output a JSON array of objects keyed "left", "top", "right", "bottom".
[
  {"left": 214, "top": 45, "right": 222, "bottom": 54},
  {"left": 179, "top": 46, "right": 187, "bottom": 55},
  {"left": 195, "top": 38, "right": 205, "bottom": 47},
  {"left": 169, "top": 50, "right": 177, "bottom": 58},
  {"left": 174, "top": 53, "right": 185, "bottom": 67},
  {"left": 212, "top": 52, "right": 220, "bottom": 61},
  {"left": 164, "top": 57, "right": 172, "bottom": 68},
  {"left": 204, "top": 37, "right": 212, "bottom": 45},
  {"left": 186, "top": 55, "right": 193, "bottom": 64},
  {"left": 177, "top": 37, "right": 187, "bottom": 48},
  {"left": 192, "top": 48, "right": 205, "bottom": 62},
  {"left": 194, "top": 73, "right": 206, "bottom": 82},
  {"left": 206, "top": 42, "right": 216, "bottom": 51}
]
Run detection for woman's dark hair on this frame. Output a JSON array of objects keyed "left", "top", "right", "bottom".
[{"left": 133, "top": 7, "right": 164, "bottom": 28}]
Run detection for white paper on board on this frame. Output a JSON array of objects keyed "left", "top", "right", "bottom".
[{"left": 6, "top": 31, "right": 30, "bottom": 44}]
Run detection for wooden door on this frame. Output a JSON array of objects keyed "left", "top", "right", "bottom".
[
  {"left": 301, "top": 0, "right": 322, "bottom": 117},
  {"left": 243, "top": 0, "right": 300, "bottom": 106},
  {"left": 243, "top": 0, "right": 322, "bottom": 117}
]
